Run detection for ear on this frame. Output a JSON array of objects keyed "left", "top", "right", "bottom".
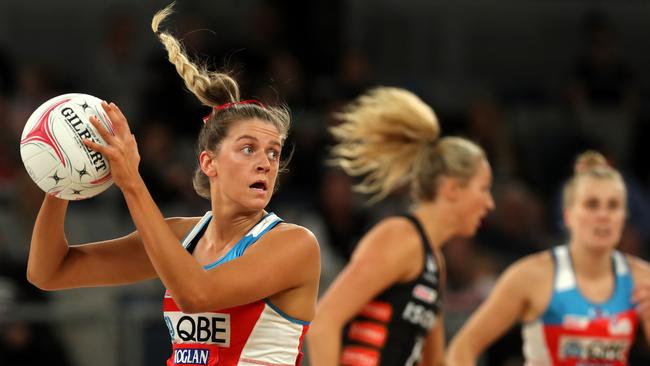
[
  {"left": 199, "top": 151, "right": 217, "bottom": 177},
  {"left": 438, "top": 177, "right": 462, "bottom": 202}
]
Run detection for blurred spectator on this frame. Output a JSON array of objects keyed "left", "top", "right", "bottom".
[
  {"left": 0, "top": 45, "right": 15, "bottom": 96},
  {"left": 443, "top": 237, "right": 523, "bottom": 366},
  {"left": 567, "top": 11, "right": 639, "bottom": 166},
  {"left": 7, "top": 64, "right": 60, "bottom": 256},
  {"left": 137, "top": 123, "right": 197, "bottom": 209},
  {"left": 10, "top": 65, "right": 58, "bottom": 138},
  {"left": 477, "top": 180, "right": 547, "bottom": 262},
  {"left": 0, "top": 236, "right": 71, "bottom": 366},
  {"left": 0, "top": 45, "right": 17, "bottom": 187},
  {"left": 336, "top": 48, "right": 372, "bottom": 100},
  {"left": 313, "top": 48, "right": 373, "bottom": 104},
  {"left": 139, "top": 11, "right": 212, "bottom": 140},
  {"left": 444, "top": 237, "right": 499, "bottom": 336},
  {"left": 316, "top": 169, "right": 368, "bottom": 260},
  {"left": 257, "top": 50, "right": 306, "bottom": 106},
  {"left": 466, "top": 96, "right": 517, "bottom": 182},
  {"left": 568, "top": 12, "right": 638, "bottom": 109},
  {"left": 0, "top": 322, "right": 71, "bottom": 366},
  {"left": 274, "top": 112, "right": 329, "bottom": 206},
  {"left": 89, "top": 9, "right": 146, "bottom": 120}
]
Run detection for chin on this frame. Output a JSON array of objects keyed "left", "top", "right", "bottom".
[
  {"left": 584, "top": 238, "right": 619, "bottom": 252},
  {"left": 459, "top": 224, "right": 479, "bottom": 238},
  {"left": 250, "top": 198, "right": 271, "bottom": 210}
]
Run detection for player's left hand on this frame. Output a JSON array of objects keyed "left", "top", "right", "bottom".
[
  {"left": 83, "top": 101, "right": 142, "bottom": 191},
  {"left": 633, "top": 281, "right": 650, "bottom": 323}
]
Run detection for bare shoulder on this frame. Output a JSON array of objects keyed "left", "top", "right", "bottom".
[
  {"left": 488, "top": 251, "right": 555, "bottom": 322},
  {"left": 264, "top": 222, "right": 320, "bottom": 254},
  {"left": 361, "top": 216, "right": 419, "bottom": 249},
  {"left": 165, "top": 216, "right": 202, "bottom": 240},
  {"left": 352, "top": 216, "right": 421, "bottom": 263},
  {"left": 500, "top": 251, "right": 553, "bottom": 288},
  {"left": 626, "top": 254, "right": 650, "bottom": 279}
]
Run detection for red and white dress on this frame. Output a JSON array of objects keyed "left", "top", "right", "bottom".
[{"left": 163, "top": 212, "right": 309, "bottom": 366}]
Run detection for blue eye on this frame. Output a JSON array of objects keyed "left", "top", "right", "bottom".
[{"left": 242, "top": 146, "right": 254, "bottom": 155}]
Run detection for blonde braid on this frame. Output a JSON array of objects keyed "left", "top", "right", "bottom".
[{"left": 152, "top": 2, "right": 239, "bottom": 106}]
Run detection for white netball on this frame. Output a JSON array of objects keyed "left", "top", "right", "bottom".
[{"left": 19, "top": 93, "right": 114, "bottom": 200}]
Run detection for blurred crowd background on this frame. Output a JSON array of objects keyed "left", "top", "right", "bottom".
[{"left": 2, "top": 0, "right": 650, "bottom": 365}]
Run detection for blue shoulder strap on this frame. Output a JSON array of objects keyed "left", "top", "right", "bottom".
[{"left": 204, "top": 213, "right": 283, "bottom": 269}]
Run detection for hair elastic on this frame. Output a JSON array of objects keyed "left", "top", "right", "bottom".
[{"left": 202, "top": 99, "right": 266, "bottom": 123}]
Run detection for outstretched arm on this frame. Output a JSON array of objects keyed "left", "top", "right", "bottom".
[
  {"left": 629, "top": 257, "right": 650, "bottom": 345},
  {"left": 26, "top": 192, "right": 195, "bottom": 290},
  {"left": 446, "top": 257, "right": 539, "bottom": 366}
]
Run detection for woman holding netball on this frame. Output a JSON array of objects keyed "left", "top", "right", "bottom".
[
  {"left": 447, "top": 151, "right": 650, "bottom": 365},
  {"left": 307, "top": 87, "right": 495, "bottom": 365},
  {"left": 26, "top": 4, "right": 319, "bottom": 365}
]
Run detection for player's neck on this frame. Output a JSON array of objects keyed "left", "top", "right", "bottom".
[
  {"left": 208, "top": 205, "right": 266, "bottom": 248},
  {"left": 568, "top": 243, "right": 613, "bottom": 280},
  {"left": 412, "top": 203, "right": 456, "bottom": 250}
]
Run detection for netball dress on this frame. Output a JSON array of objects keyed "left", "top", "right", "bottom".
[
  {"left": 163, "top": 212, "right": 309, "bottom": 366},
  {"left": 340, "top": 214, "right": 443, "bottom": 366},
  {"left": 522, "top": 245, "right": 637, "bottom": 366}
]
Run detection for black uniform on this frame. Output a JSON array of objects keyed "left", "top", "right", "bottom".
[{"left": 341, "top": 214, "right": 443, "bottom": 366}]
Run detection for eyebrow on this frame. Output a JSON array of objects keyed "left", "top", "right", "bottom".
[{"left": 236, "top": 135, "right": 282, "bottom": 148}]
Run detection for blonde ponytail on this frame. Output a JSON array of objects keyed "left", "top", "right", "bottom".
[
  {"left": 331, "top": 87, "right": 484, "bottom": 203},
  {"left": 330, "top": 87, "right": 439, "bottom": 202},
  {"left": 152, "top": 2, "right": 239, "bottom": 107}
]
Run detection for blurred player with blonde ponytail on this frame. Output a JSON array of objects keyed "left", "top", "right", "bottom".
[
  {"left": 447, "top": 151, "right": 650, "bottom": 366},
  {"left": 308, "top": 87, "right": 495, "bottom": 365}
]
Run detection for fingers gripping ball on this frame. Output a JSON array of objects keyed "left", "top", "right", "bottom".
[{"left": 19, "top": 93, "right": 115, "bottom": 200}]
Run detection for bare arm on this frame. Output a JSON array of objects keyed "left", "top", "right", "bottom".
[
  {"left": 420, "top": 315, "right": 445, "bottom": 366},
  {"left": 308, "top": 218, "right": 423, "bottom": 366},
  {"left": 26, "top": 195, "right": 196, "bottom": 290},
  {"left": 629, "top": 256, "right": 650, "bottom": 345},
  {"left": 446, "top": 257, "right": 542, "bottom": 366}
]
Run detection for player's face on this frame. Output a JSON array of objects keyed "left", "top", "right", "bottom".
[
  {"left": 456, "top": 159, "right": 495, "bottom": 237},
  {"left": 213, "top": 119, "right": 282, "bottom": 211},
  {"left": 565, "top": 177, "right": 626, "bottom": 251}
]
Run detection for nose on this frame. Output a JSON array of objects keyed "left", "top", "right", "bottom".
[
  {"left": 595, "top": 207, "right": 612, "bottom": 221},
  {"left": 256, "top": 152, "right": 271, "bottom": 173},
  {"left": 487, "top": 193, "right": 495, "bottom": 210}
]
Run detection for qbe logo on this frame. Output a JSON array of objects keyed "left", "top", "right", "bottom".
[{"left": 165, "top": 311, "right": 231, "bottom": 346}]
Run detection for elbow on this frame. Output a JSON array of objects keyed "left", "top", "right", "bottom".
[
  {"left": 174, "top": 291, "right": 211, "bottom": 314},
  {"left": 306, "top": 321, "right": 325, "bottom": 350},
  {"left": 446, "top": 340, "right": 475, "bottom": 366},
  {"left": 26, "top": 268, "right": 56, "bottom": 291},
  {"left": 308, "top": 314, "right": 341, "bottom": 341}
]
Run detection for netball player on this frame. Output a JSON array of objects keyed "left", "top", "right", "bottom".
[
  {"left": 307, "top": 87, "right": 494, "bottom": 365},
  {"left": 26, "top": 4, "right": 320, "bottom": 365},
  {"left": 447, "top": 151, "right": 650, "bottom": 365}
]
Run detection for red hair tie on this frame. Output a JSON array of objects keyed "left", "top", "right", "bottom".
[{"left": 202, "top": 99, "right": 267, "bottom": 124}]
